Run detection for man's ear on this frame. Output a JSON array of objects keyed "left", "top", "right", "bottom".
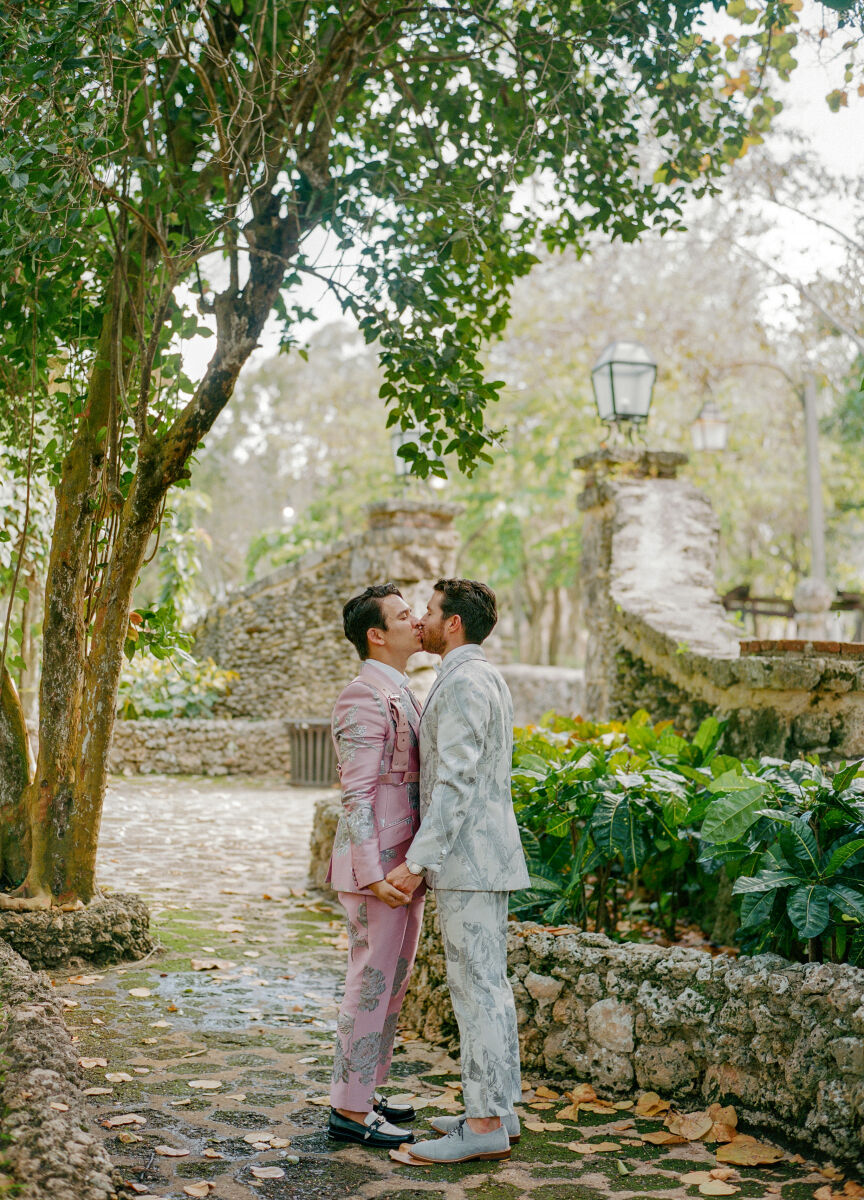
[
  {"left": 367, "top": 626, "right": 386, "bottom": 648},
  {"left": 448, "top": 613, "right": 463, "bottom": 634}
]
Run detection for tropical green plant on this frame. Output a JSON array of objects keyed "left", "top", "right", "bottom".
[
  {"left": 116, "top": 656, "right": 238, "bottom": 721},
  {"left": 700, "top": 757, "right": 864, "bottom": 964},
  {"left": 512, "top": 712, "right": 864, "bottom": 964},
  {"left": 511, "top": 710, "right": 725, "bottom": 937}
]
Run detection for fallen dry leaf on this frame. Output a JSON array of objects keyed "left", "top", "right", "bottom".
[
  {"left": 202, "top": 1149, "right": 225, "bottom": 1159},
  {"left": 182, "top": 1184, "right": 214, "bottom": 1198},
  {"left": 709, "top": 1123, "right": 738, "bottom": 1144},
  {"left": 79, "top": 1058, "right": 108, "bottom": 1069},
  {"left": 665, "top": 1110, "right": 714, "bottom": 1141},
  {"left": 169, "top": 1099, "right": 192, "bottom": 1107},
  {"left": 225, "top": 1092, "right": 247, "bottom": 1101},
  {"left": 389, "top": 1147, "right": 429, "bottom": 1166},
  {"left": 843, "top": 1186, "right": 864, "bottom": 1200},
  {"left": 154, "top": 1145, "right": 190, "bottom": 1157},
  {"left": 190, "top": 958, "right": 235, "bottom": 971},
  {"left": 308, "top": 1095, "right": 331, "bottom": 1107},
  {"left": 187, "top": 1079, "right": 222, "bottom": 1090},
  {"left": 820, "top": 1166, "right": 845, "bottom": 1182},
  {"left": 83, "top": 1087, "right": 112, "bottom": 1096},
  {"left": 127, "top": 988, "right": 151, "bottom": 998},
  {"left": 814, "top": 1188, "right": 834, "bottom": 1200},
  {"left": 584, "top": 1101, "right": 617, "bottom": 1113},
  {"left": 523, "top": 1121, "right": 549, "bottom": 1133},
  {"left": 103, "top": 1114, "right": 146, "bottom": 1129},
  {"left": 105, "top": 1072, "right": 133, "bottom": 1083},
  {"left": 68, "top": 974, "right": 103, "bottom": 985},
  {"left": 534, "top": 1085, "right": 560, "bottom": 1099},
  {"left": 614, "top": 1100, "right": 634, "bottom": 1110},
  {"left": 699, "top": 1183, "right": 739, "bottom": 1197},
  {"left": 250, "top": 1166, "right": 285, "bottom": 1180},
  {"left": 243, "top": 1131, "right": 273, "bottom": 1145},
  {"left": 49, "top": 1102, "right": 70, "bottom": 1112},
  {"left": 566, "top": 1083, "right": 598, "bottom": 1104},
  {"left": 640, "top": 1130, "right": 687, "bottom": 1146},
  {"left": 566, "top": 1140, "right": 621, "bottom": 1154},
  {"left": 270, "top": 1138, "right": 291, "bottom": 1149},
  {"left": 116, "top": 1131, "right": 142, "bottom": 1145},
  {"left": 681, "top": 1172, "right": 714, "bottom": 1185},
  {"left": 708, "top": 1103, "right": 738, "bottom": 1129},
  {"left": 716, "top": 1135, "right": 784, "bottom": 1166},
  {"left": 635, "top": 1091, "right": 671, "bottom": 1118},
  {"left": 555, "top": 1104, "right": 583, "bottom": 1122},
  {"left": 527, "top": 1101, "right": 554, "bottom": 1111},
  {"left": 710, "top": 1169, "right": 738, "bottom": 1181}
]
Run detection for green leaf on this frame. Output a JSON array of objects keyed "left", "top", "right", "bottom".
[
  {"left": 832, "top": 759, "right": 864, "bottom": 794},
  {"left": 732, "top": 869, "right": 802, "bottom": 894},
  {"left": 590, "top": 793, "right": 646, "bottom": 871},
  {"left": 700, "top": 782, "right": 766, "bottom": 843},
  {"left": 692, "top": 716, "right": 722, "bottom": 760},
  {"left": 823, "top": 838, "right": 864, "bottom": 878},
  {"left": 786, "top": 884, "right": 830, "bottom": 939},
  {"left": 739, "top": 888, "right": 777, "bottom": 930},
  {"left": 828, "top": 884, "right": 864, "bottom": 923},
  {"left": 778, "top": 819, "right": 820, "bottom": 874}
]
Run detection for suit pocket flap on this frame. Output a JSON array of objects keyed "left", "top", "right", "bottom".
[{"left": 378, "top": 817, "right": 415, "bottom": 850}]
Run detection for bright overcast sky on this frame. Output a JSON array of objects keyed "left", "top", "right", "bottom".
[{"left": 181, "top": 0, "right": 863, "bottom": 382}]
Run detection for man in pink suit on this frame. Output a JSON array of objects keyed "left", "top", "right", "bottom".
[{"left": 326, "top": 582, "right": 426, "bottom": 1149}]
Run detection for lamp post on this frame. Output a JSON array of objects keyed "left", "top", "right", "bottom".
[
  {"left": 590, "top": 339, "right": 657, "bottom": 428},
  {"left": 690, "top": 398, "right": 729, "bottom": 453}
]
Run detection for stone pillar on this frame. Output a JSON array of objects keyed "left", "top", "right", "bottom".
[
  {"left": 573, "top": 446, "right": 744, "bottom": 715},
  {"left": 575, "top": 448, "right": 702, "bottom": 720}
]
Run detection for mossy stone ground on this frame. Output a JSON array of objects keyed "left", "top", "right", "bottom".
[{"left": 54, "top": 776, "right": 851, "bottom": 1200}]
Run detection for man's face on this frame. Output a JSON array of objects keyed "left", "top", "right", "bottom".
[
  {"left": 372, "top": 593, "right": 422, "bottom": 658},
  {"left": 418, "top": 590, "right": 448, "bottom": 656}
]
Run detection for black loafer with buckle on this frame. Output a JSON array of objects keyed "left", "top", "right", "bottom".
[
  {"left": 373, "top": 1091, "right": 416, "bottom": 1123},
  {"left": 328, "top": 1108, "right": 415, "bottom": 1147}
]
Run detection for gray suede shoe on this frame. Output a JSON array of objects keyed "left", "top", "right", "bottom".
[
  {"left": 409, "top": 1121, "right": 511, "bottom": 1163},
  {"left": 429, "top": 1112, "right": 521, "bottom": 1143}
]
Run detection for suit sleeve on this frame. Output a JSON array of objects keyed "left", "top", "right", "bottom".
[
  {"left": 332, "top": 683, "right": 386, "bottom": 889},
  {"left": 406, "top": 672, "right": 489, "bottom": 873}
]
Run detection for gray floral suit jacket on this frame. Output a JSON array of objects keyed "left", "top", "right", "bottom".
[{"left": 406, "top": 644, "right": 530, "bottom": 892}]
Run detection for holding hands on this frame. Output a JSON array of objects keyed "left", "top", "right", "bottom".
[{"left": 385, "top": 862, "right": 424, "bottom": 897}]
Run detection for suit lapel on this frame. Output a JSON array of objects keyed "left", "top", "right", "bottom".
[{"left": 420, "top": 646, "right": 486, "bottom": 720}]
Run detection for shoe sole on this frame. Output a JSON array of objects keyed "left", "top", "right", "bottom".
[
  {"left": 409, "top": 1148, "right": 511, "bottom": 1163},
  {"left": 328, "top": 1130, "right": 413, "bottom": 1148}
]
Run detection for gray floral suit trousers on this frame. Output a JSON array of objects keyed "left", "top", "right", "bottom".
[{"left": 436, "top": 889, "right": 522, "bottom": 1117}]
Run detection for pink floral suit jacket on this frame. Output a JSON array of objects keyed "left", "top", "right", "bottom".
[{"left": 327, "top": 661, "right": 422, "bottom": 894}]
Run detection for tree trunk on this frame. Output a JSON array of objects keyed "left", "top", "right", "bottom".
[
  {"left": 0, "top": 209, "right": 296, "bottom": 908},
  {"left": 0, "top": 668, "right": 34, "bottom": 889}
]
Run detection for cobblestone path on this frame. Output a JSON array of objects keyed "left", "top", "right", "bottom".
[{"left": 52, "top": 777, "right": 847, "bottom": 1200}]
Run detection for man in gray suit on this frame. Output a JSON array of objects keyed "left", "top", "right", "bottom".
[{"left": 387, "top": 578, "right": 530, "bottom": 1164}]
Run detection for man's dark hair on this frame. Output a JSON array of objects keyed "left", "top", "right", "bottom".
[
  {"left": 434, "top": 578, "right": 498, "bottom": 644},
  {"left": 342, "top": 583, "right": 403, "bottom": 660}
]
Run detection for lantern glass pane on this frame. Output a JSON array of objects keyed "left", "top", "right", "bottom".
[
  {"left": 591, "top": 340, "right": 656, "bottom": 422},
  {"left": 591, "top": 365, "right": 615, "bottom": 421}
]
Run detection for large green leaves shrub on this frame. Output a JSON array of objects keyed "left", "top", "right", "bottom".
[
  {"left": 700, "top": 758, "right": 864, "bottom": 964},
  {"left": 512, "top": 712, "right": 864, "bottom": 964}
]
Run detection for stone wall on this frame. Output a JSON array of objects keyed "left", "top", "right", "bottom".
[
  {"left": 109, "top": 718, "right": 290, "bottom": 776},
  {"left": 498, "top": 664, "right": 585, "bottom": 726},
  {"left": 402, "top": 900, "right": 864, "bottom": 1165},
  {"left": 193, "top": 499, "right": 461, "bottom": 720},
  {"left": 577, "top": 450, "right": 864, "bottom": 758}
]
